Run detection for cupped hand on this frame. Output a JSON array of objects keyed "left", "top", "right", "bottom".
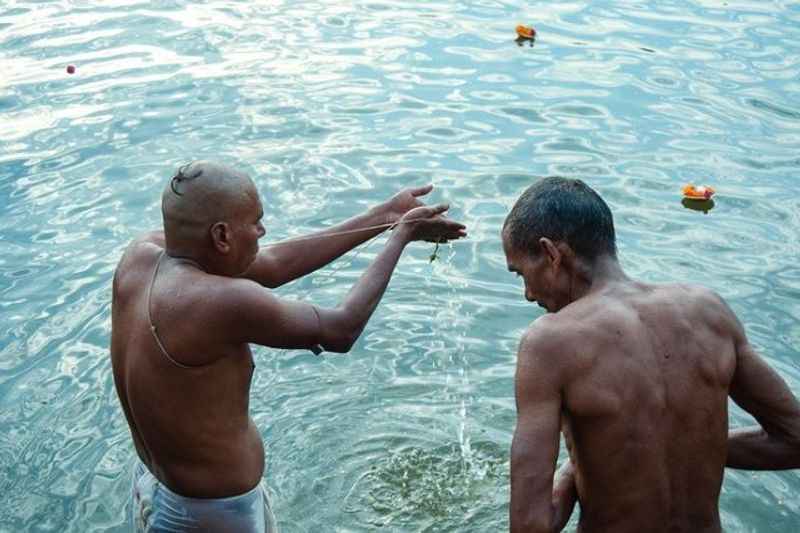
[
  {"left": 384, "top": 184, "right": 434, "bottom": 225},
  {"left": 396, "top": 204, "right": 467, "bottom": 243}
]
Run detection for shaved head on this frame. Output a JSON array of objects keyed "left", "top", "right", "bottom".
[{"left": 161, "top": 161, "right": 259, "bottom": 250}]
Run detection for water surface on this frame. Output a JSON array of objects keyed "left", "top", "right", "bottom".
[{"left": 1, "top": 1, "right": 800, "bottom": 531}]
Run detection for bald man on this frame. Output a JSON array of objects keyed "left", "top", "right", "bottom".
[{"left": 110, "top": 161, "right": 466, "bottom": 532}]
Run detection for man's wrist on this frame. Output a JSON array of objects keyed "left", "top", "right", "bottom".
[
  {"left": 389, "top": 223, "right": 413, "bottom": 245},
  {"left": 367, "top": 201, "right": 393, "bottom": 227}
]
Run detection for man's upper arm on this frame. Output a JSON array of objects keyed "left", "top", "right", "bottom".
[
  {"left": 709, "top": 288, "right": 800, "bottom": 443},
  {"left": 241, "top": 250, "right": 283, "bottom": 288},
  {"left": 221, "top": 278, "right": 358, "bottom": 353},
  {"left": 510, "top": 321, "right": 566, "bottom": 532},
  {"left": 729, "top": 330, "right": 800, "bottom": 442},
  {"left": 223, "top": 278, "right": 323, "bottom": 350}
]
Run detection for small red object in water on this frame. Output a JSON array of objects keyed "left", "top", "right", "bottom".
[
  {"left": 66, "top": 65, "right": 76, "bottom": 74},
  {"left": 516, "top": 25, "right": 536, "bottom": 39}
]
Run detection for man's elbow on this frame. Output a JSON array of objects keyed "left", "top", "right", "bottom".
[
  {"left": 321, "top": 307, "right": 364, "bottom": 353},
  {"left": 322, "top": 333, "right": 357, "bottom": 354},
  {"left": 320, "top": 314, "right": 362, "bottom": 353},
  {"left": 761, "top": 423, "right": 800, "bottom": 469},
  {"left": 786, "top": 430, "right": 800, "bottom": 466}
]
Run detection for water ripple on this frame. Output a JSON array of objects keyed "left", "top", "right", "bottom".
[{"left": 2, "top": 0, "right": 800, "bottom": 530}]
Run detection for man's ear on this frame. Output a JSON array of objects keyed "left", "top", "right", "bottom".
[
  {"left": 210, "top": 222, "right": 231, "bottom": 254},
  {"left": 539, "top": 237, "right": 561, "bottom": 271}
]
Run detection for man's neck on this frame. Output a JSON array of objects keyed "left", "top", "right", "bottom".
[
  {"left": 571, "top": 255, "right": 628, "bottom": 301},
  {"left": 588, "top": 254, "right": 629, "bottom": 290},
  {"left": 164, "top": 245, "right": 211, "bottom": 273}
]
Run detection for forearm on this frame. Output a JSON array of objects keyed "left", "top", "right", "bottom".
[
  {"left": 726, "top": 426, "right": 800, "bottom": 470},
  {"left": 510, "top": 439, "right": 555, "bottom": 533},
  {"left": 247, "top": 203, "right": 392, "bottom": 287},
  {"left": 551, "top": 461, "right": 578, "bottom": 531},
  {"left": 510, "top": 465, "right": 576, "bottom": 533},
  {"left": 319, "top": 228, "right": 409, "bottom": 351}
]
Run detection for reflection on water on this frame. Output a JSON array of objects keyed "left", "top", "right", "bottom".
[
  {"left": 682, "top": 197, "right": 716, "bottom": 214},
  {"left": 1, "top": 0, "right": 800, "bottom": 531},
  {"left": 514, "top": 36, "right": 536, "bottom": 48}
]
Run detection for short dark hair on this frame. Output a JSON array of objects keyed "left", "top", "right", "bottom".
[{"left": 503, "top": 176, "right": 616, "bottom": 261}]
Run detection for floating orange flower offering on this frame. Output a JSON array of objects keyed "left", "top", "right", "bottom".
[
  {"left": 682, "top": 184, "right": 715, "bottom": 200},
  {"left": 516, "top": 24, "right": 536, "bottom": 39}
]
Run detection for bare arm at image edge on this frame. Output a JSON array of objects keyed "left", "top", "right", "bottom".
[{"left": 726, "top": 311, "right": 800, "bottom": 470}]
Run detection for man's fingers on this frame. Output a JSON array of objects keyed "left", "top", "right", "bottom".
[
  {"left": 430, "top": 203, "right": 449, "bottom": 216},
  {"left": 438, "top": 218, "right": 465, "bottom": 231},
  {"left": 422, "top": 229, "right": 467, "bottom": 243},
  {"left": 403, "top": 203, "right": 447, "bottom": 221},
  {"left": 410, "top": 184, "right": 434, "bottom": 197}
]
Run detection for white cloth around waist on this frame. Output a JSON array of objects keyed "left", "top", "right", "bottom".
[{"left": 131, "top": 460, "right": 278, "bottom": 533}]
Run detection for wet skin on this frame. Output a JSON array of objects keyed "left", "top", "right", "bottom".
[
  {"left": 504, "top": 237, "right": 800, "bottom": 533},
  {"left": 111, "top": 181, "right": 466, "bottom": 498}
]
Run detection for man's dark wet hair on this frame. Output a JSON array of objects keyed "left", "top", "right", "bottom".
[{"left": 503, "top": 176, "right": 617, "bottom": 261}]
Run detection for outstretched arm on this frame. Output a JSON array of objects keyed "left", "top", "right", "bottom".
[
  {"left": 229, "top": 204, "right": 467, "bottom": 353},
  {"left": 510, "top": 323, "right": 573, "bottom": 533},
  {"left": 243, "top": 185, "right": 434, "bottom": 288},
  {"left": 727, "top": 337, "right": 800, "bottom": 469}
]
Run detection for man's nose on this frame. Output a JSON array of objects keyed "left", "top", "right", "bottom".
[{"left": 524, "top": 284, "right": 535, "bottom": 302}]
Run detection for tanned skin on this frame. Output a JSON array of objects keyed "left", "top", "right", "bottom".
[
  {"left": 111, "top": 161, "right": 466, "bottom": 498},
  {"left": 503, "top": 233, "right": 800, "bottom": 533}
]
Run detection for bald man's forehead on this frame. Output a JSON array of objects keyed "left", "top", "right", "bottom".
[{"left": 243, "top": 185, "right": 263, "bottom": 211}]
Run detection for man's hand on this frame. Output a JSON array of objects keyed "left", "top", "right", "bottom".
[
  {"left": 394, "top": 204, "right": 467, "bottom": 244},
  {"left": 383, "top": 184, "right": 435, "bottom": 225},
  {"left": 552, "top": 460, "right": 578, "bottom": 531}
]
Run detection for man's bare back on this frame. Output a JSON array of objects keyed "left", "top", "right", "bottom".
[
  {"left": 502, "top": 177, "right": 800, "bottom": 532},
  {"left": 541, "top": 282, "right": 736, "bottom": 532},
  {"left": 112, "top": 235, "right": 266, "bottom": 497}
]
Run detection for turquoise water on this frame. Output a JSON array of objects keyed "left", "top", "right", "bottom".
[{"left": 2, "top": 0, "right": 800, "bottom": 530}]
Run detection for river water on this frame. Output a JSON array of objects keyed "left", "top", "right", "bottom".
[{"left": 1, "top": 1, "right": 799, "bottom": 531}]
